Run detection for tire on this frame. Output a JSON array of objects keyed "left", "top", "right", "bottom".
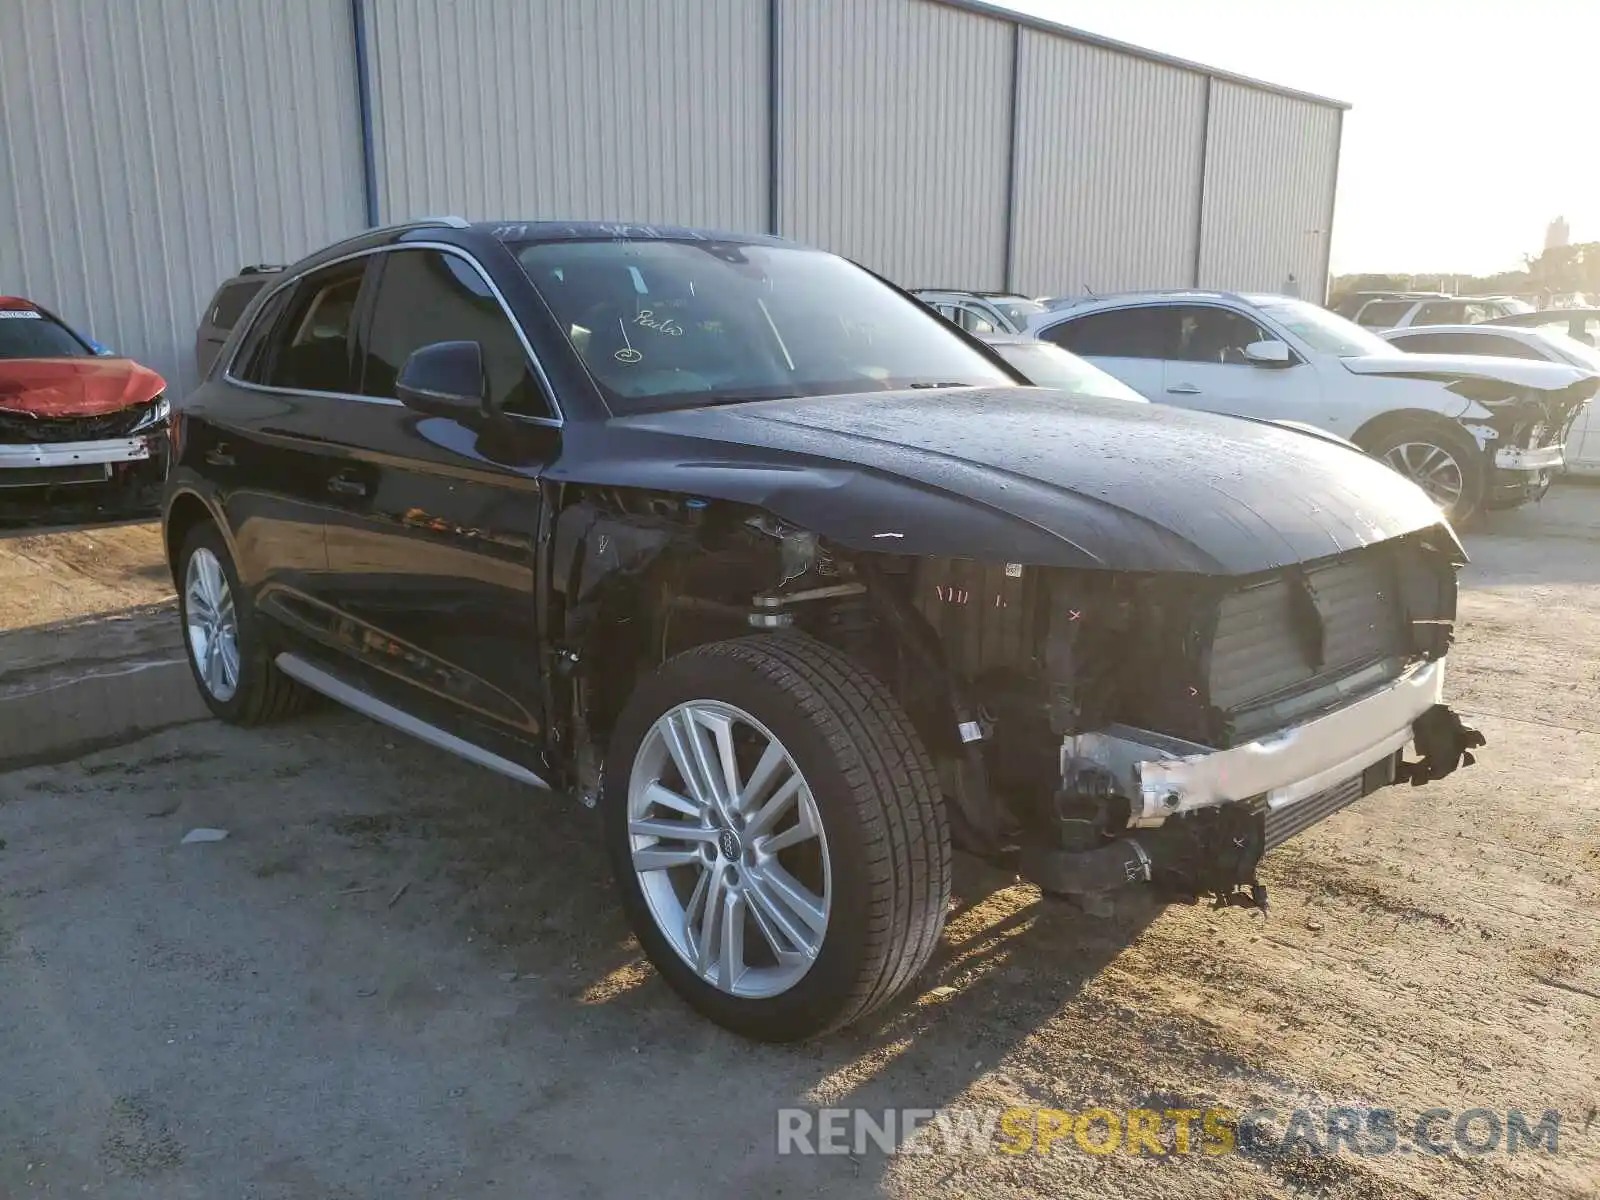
[
  {"left": 176, "top": 521, "right": 310, "bottom": 725},
  {"left": 1363, "top": 422, "right": 1487, "bottom": 527},
  {"left": 603, "top": 634, "right": 951, "bottom": 1041}
]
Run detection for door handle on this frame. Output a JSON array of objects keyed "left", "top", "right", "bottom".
[
  {"left": 326, "top": 473, "right": 367, "bottom": 497},
  {"left": 1166, "top": 383, "right": 1202, "bottom": 395},
  {"left": 204, "top": 443, "right": 235, "bottom": 467}
]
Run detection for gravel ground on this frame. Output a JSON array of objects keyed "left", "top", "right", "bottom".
[{"left": 1, "top": 488, "right": 1597, "bottom": 1199}]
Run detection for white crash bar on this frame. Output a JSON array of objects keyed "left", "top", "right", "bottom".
[
  {"left": 1076, "top": 658, "right": 1445, "bottom": 826},
  {"left": 0, "top": 437, "right": 150, "bottom": 468},
  {"left": 1495, "top": 443, "right": 1564, "bottom": 470}
]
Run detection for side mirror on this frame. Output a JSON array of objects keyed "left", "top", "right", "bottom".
[
  {"left": 1242, "top": 339, "right": 1292, "bottom": 367},
  {"left": 396, "top": 340, "right": 487, "bottom": 418}
]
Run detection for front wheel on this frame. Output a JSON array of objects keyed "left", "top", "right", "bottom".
[
  {"left": 1365, "top": 423, "right": 1487, "bottom": 526},
  {"left": 603, "top": 634, "right": 950, "bottom": 1041}
]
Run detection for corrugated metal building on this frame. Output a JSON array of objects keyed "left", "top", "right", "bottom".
[{"left": 0, "top": 0, "right": 1346, "bottom": 397}]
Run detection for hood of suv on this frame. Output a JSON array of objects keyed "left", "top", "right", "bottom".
[
  {"left": 592, "top": 386, "right": 1456, "bottom": 575},
  {"left": 1342, "top": 352, "right": 1593, "bottom": 391}
]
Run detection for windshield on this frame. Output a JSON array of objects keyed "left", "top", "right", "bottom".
[
  {"left": 1535, "top": 329, "right": 1600, "bottom": 373},
  {"left": 0, "top": 309, "right": 91, "bottom": 359},
  {"left": 988, "top": 341, "right": 1147, "bottom": 402},
  {"left": 993, "top": 299, "right": 1047, "bottom": 326},
  {"left": 1251, "top": 298, "right": 1395, "bottom": 357},
  {"left": 513, "top": 240, "right": 1014, "bottom": 411}
]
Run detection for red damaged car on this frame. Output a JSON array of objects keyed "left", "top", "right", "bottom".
[{"left": 0, "top": 296, "right": 169, "bottom": 500}]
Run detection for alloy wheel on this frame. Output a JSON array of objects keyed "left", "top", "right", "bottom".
[
  {"left": 1382, "top": 440, "right": 1466, "bottom": 511},
  {"left": 184, "top": 546, "right": 240, "bottom": 702},
  {"left": 627, "top": 700, "right": 832, "bottom": 999}
]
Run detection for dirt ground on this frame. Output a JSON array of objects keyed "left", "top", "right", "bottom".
[{"left": 1, "top": 489, "right": 1597, "bottom": 1199}]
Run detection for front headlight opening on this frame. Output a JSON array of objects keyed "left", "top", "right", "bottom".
[{"left": 130, "top": 393, "right": 170, "bottom": 432}]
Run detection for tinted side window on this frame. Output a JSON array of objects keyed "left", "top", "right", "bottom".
[
  {"left": 229, "top": 286, "right": 294, "bottom": 382},
  {"left": 1412, "top": 302, "right": 1465, "bottom": 326},
  {"left": 1355, "top": 300, "right": 1410, "bottom": 327},
  {"left": 210, "top": 279, "right": 268, "bottom": 331},
  {"left": 1170, "top": 305, "right": 1273, "bottom": 364},
  {"left": 1465, "top": 334, "right": 1543, "bottom": 360},
  {"left": 359, "top": 249, "right": 550, "bottom": 418},
  {"left": 958, "top": 305, "right": 995, "bottom": 335},
  {"left": 1389, "top": 332, "right": 1453, "bottom": 354},
  {"left": 1043, "top": 307, "right": 1170, "bottom": 358},
  {"left": 242, "top": 261, "right": 365, "bottom": 392}
]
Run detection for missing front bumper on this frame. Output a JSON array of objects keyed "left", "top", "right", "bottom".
[
  {"left": 1019, "top": 660, "right": 1484, "bottom": 901},
  {"left": 1073, "top": 658, "right": 1447, "bottom": 828}
]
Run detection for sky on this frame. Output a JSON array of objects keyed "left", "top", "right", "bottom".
[{"left": 998, "top": 0, "right": 1600, "bottom": 276}]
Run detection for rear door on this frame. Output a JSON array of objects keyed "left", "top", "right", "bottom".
[
  {"left": 1156, "top": 304, "right": 1322, "bottom": 420},
  {"left": 1035, "top": 305, "right": 1168, "bottom": 398},
  {"left": 191, "top": 258, "right": 369, "bottom": 617},
  {"left": 316, "top": 244, "right": 561, "bottom": 758}
]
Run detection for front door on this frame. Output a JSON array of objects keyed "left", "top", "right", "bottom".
[
  {"left": 317, "top": 245, "right": 562, "bottom": 761},
  {"left": 1156, "top": 304, "right": 1321, "bottom": 421}
]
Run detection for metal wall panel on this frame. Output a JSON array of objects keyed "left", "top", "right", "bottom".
[
  {"left": 364, "top": 0, "right": 767, "bottom": 231},
  {"left": 777, "top": 0, "right": 1012, "bottom": 289},
  {"left": 1197, "top": 82, "right": 1341, "bottom": 297},
  {"left": 1010, "top": 31, "right": 1206, "bottom": 298},
  {"left": 0, "top": 0, "right": 365, "bottom": 397}
]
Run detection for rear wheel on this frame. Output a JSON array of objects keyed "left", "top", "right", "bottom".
[
  {"left": 177, "top": 522, "right": 310, "bottom": 725},
  {"left": 1365, "top": 423, "right": 1486, "bottom": 526},
  {"left": 604, "top": 634, "right": 950, "bottom": 1041}
]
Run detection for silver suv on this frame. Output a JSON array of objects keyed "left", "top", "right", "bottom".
[{"left": 1344, "top": 294, "right": 1532, "bottom": 331}]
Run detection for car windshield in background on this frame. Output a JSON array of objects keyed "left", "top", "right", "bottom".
[
  {"left": 993, "top": 298, "right": 1047, "bottom": 325},
  {"left": 513, "top": 239, "right": 1014, "bottom": 411},
  {"left": 1537, "top": 329, "right": 1600, "bottom": 373},
  {"left": 989, "top": 341, "right": 1147, "bottom": 402},
  {"left": 0, "top": 310, "right": 91, "bottom": 359},
  {"left": 1252, "top": 298, "right": 1395, "bottom": 357}
]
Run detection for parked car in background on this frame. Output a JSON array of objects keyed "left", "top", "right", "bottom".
[
  {"left": 1486, "top": 306, "right": 1600, "bottom": 348},
  {"left": 164, "top": 218, "right": 1485, "bottom": 1040},
  {"left": 196, "top": 265, "right": 284, "bottom": 377},
  {"left": 1345, "top": 293, "right": 1532, "bottom": 331},
  {"left": 973, "top": 333, "right": 1146, "bottom": 401},
  {"left": 912, "top": 289, "right": 1047, "bottom": 335},
  {"left": 0, "top": 295, "right": 168, "bottom": 499},
  {"left": 1383, "top": 323, "right": 1600, "bottom": 476},
  {"left": 1028, "top": 290, "right": 1596, "bottom": 523}
]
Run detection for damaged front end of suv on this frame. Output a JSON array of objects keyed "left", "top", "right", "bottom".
[{"left": 542, "top": 393, "right": 1485, "bottom": 913}]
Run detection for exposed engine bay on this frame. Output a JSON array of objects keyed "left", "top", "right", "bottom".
[{"left": 547, "top": 486, "right": 1485, "bottom": 910}]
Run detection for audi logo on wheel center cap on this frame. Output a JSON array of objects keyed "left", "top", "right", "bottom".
[{"left": 718, "top": 828, "right": 740, "bottom": 860}]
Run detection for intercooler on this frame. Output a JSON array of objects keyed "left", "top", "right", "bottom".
[
  {"left": 1208, "top": 549, "right": 1410, "bottom": 741},
  {"left": 908, "top": 543, "right": 1429, "bottom": 751}
]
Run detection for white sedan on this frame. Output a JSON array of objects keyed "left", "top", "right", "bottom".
[
  {"left": 1383, "top": 323, "right": 1600, "bottom": 475},
  {"left": 1028, "top": 292, "right": 1598, "bottom": 523}
]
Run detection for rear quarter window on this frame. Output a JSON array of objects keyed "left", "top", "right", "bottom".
[{"left": 209, "top": 279, "right": 267, "bottom": 332}]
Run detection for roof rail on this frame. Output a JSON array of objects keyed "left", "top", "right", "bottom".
[{"left": 365, "top": 214, "right": 471, "bottom": 237}]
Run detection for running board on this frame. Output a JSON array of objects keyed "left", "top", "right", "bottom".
[{"left": 275, "top": 653, "right": 551, "bottom": 790}]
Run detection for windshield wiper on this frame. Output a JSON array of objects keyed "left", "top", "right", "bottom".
[{"left": 906, "top": 381, "right": 978, "bottom": 389}]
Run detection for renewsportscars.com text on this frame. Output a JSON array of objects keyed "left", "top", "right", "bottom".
[{"left": 776, "top": 1106, "right": 1563, "bottom": 1158}]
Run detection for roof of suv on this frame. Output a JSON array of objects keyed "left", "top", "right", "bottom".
[{"left": 477, "top": 219, "right": 791, "bottom": 247}]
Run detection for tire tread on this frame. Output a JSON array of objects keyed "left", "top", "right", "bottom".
[{"left": 690, "top": 634, "right": 951, "bottom": 1034}]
